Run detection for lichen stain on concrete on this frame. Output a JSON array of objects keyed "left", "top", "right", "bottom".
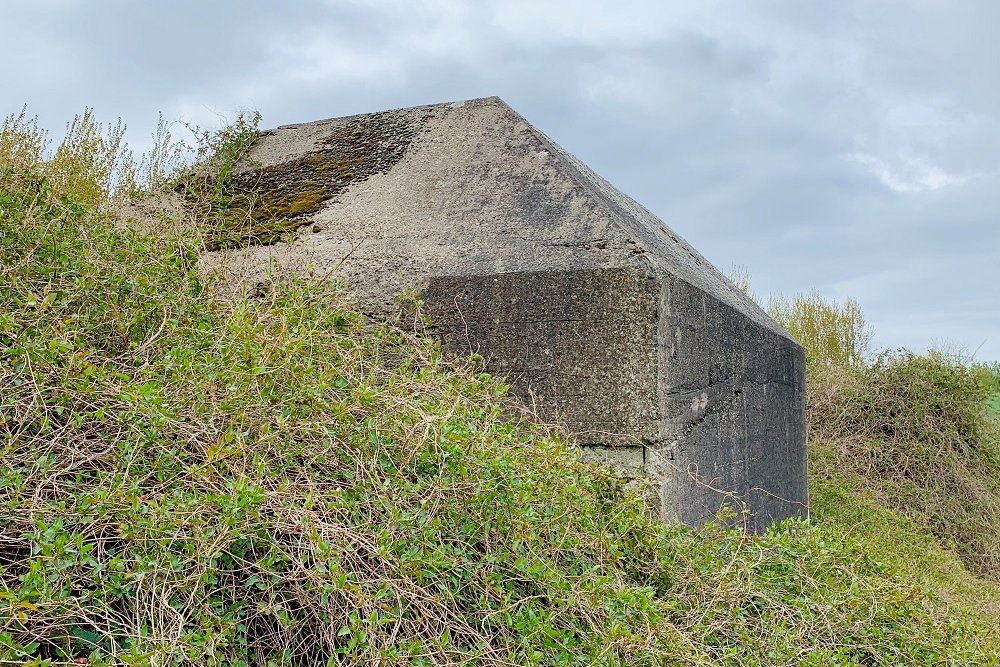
[{"left": 690, "top": 392, "right": 709, "bottom": 412}]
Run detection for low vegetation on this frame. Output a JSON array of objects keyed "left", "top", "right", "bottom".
[
  {"left": 810, "top": 352, "right": 1000, "bottom": 578},
  {"left": 738, "top": 275, "right": 1000, "bottom": 653},
  {"left": 757, "top": 285, "right": 1000, "bottom": 581},
  {"left": 979, "top": 362, "right": 1000, "bottom": 420},
  {"left": 1, "top": 110, "right": 998, "bottom": 665}
]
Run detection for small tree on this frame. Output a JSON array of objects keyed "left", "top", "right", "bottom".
[{"left": 768, "top": 291, "right": 871, "bottom": 370}]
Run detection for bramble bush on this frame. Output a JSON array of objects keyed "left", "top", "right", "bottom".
[{"left": 809, "top": 349, "right": 1000, "bottom": 578}]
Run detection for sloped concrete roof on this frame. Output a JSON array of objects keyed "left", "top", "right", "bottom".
[{"left": 217, "top": 96, "right": 788, "bottom": 339}]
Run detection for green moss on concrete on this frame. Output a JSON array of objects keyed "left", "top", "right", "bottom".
[{"left": 203, "top": 109, "right": 424, "bottom": 251}]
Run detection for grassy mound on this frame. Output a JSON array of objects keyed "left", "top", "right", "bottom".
[
  {"left": 759, "top": 282, "right": 1000, "bottom": 584},
  {"left": 808, "top": 352, "right": 1000, "bottom": 578},
  {"left": 1, "top": 111, "right": 998, "bottom": 664}
]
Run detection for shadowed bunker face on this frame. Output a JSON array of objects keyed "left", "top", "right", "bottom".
[
  {"left": 424, "top": 268, "right": 662, "bottom": 446},
  {"left": 423, "top": 266, "right": 807, "bottom": 532}
]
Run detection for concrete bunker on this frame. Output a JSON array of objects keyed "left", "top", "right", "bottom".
[{"left": 210, "top": 96, "right": 808, "bottom": 532}]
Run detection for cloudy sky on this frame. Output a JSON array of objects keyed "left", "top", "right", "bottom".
[{"left": 5, "top": 0, "right": 997, "bottom": 360}]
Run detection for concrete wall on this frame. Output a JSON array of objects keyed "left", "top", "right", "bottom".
[{"left": 424, "top": 269, "right": 660, "bottom": 446}]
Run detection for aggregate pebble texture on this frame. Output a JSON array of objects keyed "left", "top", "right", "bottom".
[{"left": 208, "top": 97, "right": 808, "bottom": 532}]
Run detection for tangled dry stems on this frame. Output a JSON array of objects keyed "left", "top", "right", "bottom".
[{"left": 808, "top": 355, "right": 1000, "bottom": 578}]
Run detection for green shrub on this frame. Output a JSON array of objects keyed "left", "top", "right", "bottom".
[
  {"left": 809, "top": 350, "right": 1000, "bottom": 578},
  {"left": 724, "top": 270, "right": 869, "bottom": 371},
  {"left": 1, "top": 108, "right": 135, "bottom": 207},
  {"left": 0, "top": 108, "right": 47, "bottom": 176}
]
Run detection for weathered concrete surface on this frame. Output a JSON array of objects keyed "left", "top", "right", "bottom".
[{"left": 208, "top": 96, "right": 808, "bottom": 532}]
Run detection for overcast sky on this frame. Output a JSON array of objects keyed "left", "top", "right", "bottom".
[{"left": 4, "top": 0, "right": 997, "bottom": 361}]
